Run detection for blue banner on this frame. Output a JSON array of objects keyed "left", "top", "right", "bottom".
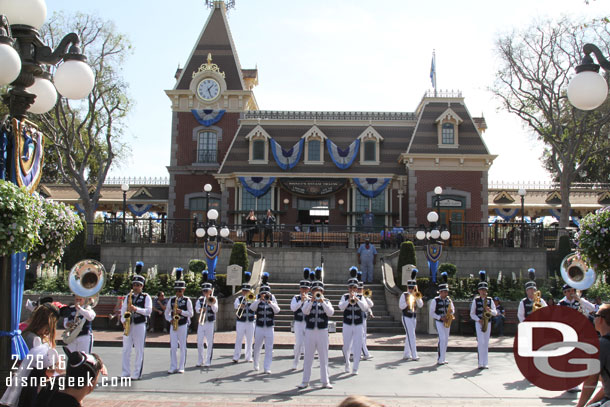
[
  {"left": 191, "top": 109, "right": 225, "bottom": 127},
  {"left": 494, "top": 208, "right": 519, "bottom": 221},
  {"left": 270, "top": 138, "right": 303, "bottom": 170},
  {"left": 0, "top": 253, "right": 29, "bottom": 359},
  {"left": 425, "top": 244, "right": 442, "bottom": 283},
  {"left": 128, "top": 204, "right": 153, "bottom": 217},
  {"left": 354, "top": 178, "right": 390, "bottom": 198},
  {"left": 204, "top": 241, "right": 220, "bottom": 280},
  {"left": 327, "top": 139, "right": 359, "bottom": 170},
  {"left": 239, "top": 176, "right": 275, "bottom": 198}
]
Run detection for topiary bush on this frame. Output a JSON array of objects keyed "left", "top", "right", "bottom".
[
  {"left": 229, "top": 242, "right": 249, "bottom": 275},
  {"left": 188, "top": 259, "right": 207, "bottom": 274},
  {"left": 439, "top": 263, "right": 457, "bottom": 278}
]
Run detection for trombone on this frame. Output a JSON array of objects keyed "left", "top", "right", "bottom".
[
  {"left": 199, "top": 288, "right": 216, "bottom": 326},
  {"left": 236, "top": 289, "right": 256, "bottom": 319}
]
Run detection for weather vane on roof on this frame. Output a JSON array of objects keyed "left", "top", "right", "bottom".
[{"left": 205, "top": 0, "right": 236, "bottom": 10}]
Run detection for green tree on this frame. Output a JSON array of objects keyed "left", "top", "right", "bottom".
[
  {"left": 396, "top": 241, "right": 417, "bottom": 286},
  {"left": 229, "top": 243, "right": 249, "bottom": 279},
  {"left": 492, "top": 18, "right": 610, "bottom": 230},
  {"left": 35, "top": 12, "right": 132, "bottom": 240}
]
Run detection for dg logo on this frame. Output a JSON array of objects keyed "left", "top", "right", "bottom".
[{"left": 513, "top": 306, "right": 600, "bottom": 391}]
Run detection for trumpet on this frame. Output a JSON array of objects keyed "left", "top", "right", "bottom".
[
  {"left": 262, "top": 293, "right": 271, "bottom": 302},
  {"left": 172, "top": 296, "right": 180, "bottom": 331},
  {"left": 363, "top": 288, "right": 372, "bottom": 298},
  {"left": 314, "top": 292, "right": 324, "bottom": 302},
  {"left": 349, "top": 293, "right": 358, "bottom": 305}
]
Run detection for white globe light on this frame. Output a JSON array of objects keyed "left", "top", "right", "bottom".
[
  {"left": 415, "top": 231, "right": 426, "bottom": 240},
  {"left": 426, "top": 232, "right": 431, "bottom": 240},
  {"left": 434, "top": 186, "right": 443, "bottom": 195},
  {"left": 207, "top": 209, "right": 219, "bottom": 221},
  {"left": 430, "top": 229, "right": 440, "bottom": 239},
  {"left": 54, "top": 60, "right": 95, "bottom": 99},
  {"left": 0, "top": 0, "right": 47, "bottom": 30},
  {"left": 203, "top": 184, "right": 212, "bottom": 192},
  {"left": 0, "top": 43, "right": 20, "bottom": 85},
  {"left": 120, "top": 183, "right": 129, "bottom": 192},
  {"left": 568, "top": 71, "right": 609, "bottom": 111},
  {"left": 207, "top": 226, "right": 218, "bottom": 237},
  {"left": 427, "top": 211, "right": 439, "bottom": 223},
  {"left": 518, "top": 188, "right": 526, "bottom": 197},
  {"left": 195, "top": 228, "right": 205, "bottom": 238},
  {"left": 219, "top": 227, "right": 230, "bottom": 238},
  {"left": 26, "top": 77, "right": 56, "bottom": 114},
  {"left": 440, "top": 230, "right": 451, "bottom": 240}
]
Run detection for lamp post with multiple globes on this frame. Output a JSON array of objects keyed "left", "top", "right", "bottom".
[
  {"left": 567, "top": 44, "right": 610, "bottom": 111},
  {"left": 0, "top": 0, "right": 95, "bottom": 388}
]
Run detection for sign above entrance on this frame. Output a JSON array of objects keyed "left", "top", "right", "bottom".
[{"left": 279, "top": 178, "right": 347, "bottom": 197}]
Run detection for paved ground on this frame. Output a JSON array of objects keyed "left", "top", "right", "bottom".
[
  {"left": 79, "top": 329, "right": 515, "bottom": 352},
  {"left": 82, "top": 347, "right": 587, "bottom": 407}
]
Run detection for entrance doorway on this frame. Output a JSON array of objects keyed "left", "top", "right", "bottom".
[{"left": 297, "top": 198, "right": 329, "bottom": 231}]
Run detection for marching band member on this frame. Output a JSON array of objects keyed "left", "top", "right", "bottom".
[
  {"left": 559, "top": 284, "right": 595, "bottom": 314},
  {"left": 233, "top": 272, "right": 256, "bottom": 363},
  {"left": 298, "top": 274, "right": 335, "bottom": 389},
  {"left": 63, "top": 295, "right": 96, "bottom": 354},
  {"left": 165, "top": 268, "right": 193, "bottom": 374},
  {"left": 470, "top": 270, "right": 497, "bottom": 369},
  {"left": 250, "top": 272, "right": 280, "bottom": 374},
  {"left": 429, "top": 272, "right": 454, "bottom": 365},
  {"left": 357, "top": 272, "right": 373, "bottom": 360},
  {"left": 517, "top": 268, "right": 547, "bottom": 323},
  {"left": 290, "top": 268, "right": 312, "bottom": 370},
  {"left": 121, "top": 261, "right": 152, "bottom": 379},
  {"left": 399, "top": 268, "right": 423, "bottom": 361},
  {"left": 195, "top": 270, "right": 218, "bottom": 367},
  {"left": 339, "top": 267, "right": 369, "bottom": 375}
]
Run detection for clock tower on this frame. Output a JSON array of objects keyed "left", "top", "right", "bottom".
[{"left": 165, "top": 0, "right": 258, "bottom": 232}]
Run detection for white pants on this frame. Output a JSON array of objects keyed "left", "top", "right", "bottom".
[
  {"left": 169, "top": 323, "right": 188, "bottom": 371},
  {"left": 301, "top": 328, "right": 330, "bottom": 385},
  {"left": 293, "top": 320, "right": 306, "bottom": 368},
  {"left": 66, "top": 333, "right": 93, "bottom": 354},
  {"left": 233, "top": 321, "right": 255, "bottom": 361},
  {"left": 402, "top": 316, "right": 418, "bottom": 359},
  {"left": 342, "top": 323, "right": 363, "bottom": 372},
  {"left": 362, "top": 318, "right": 370, "bottom": 357},
  {"left": 253, "top": 326, "right": 274, "bottom": 371},
  {"left": 121, "top": 322, "right": 146, "bottom": 378},
  {"left": 197, "top": 321, "right": 215, "bottom": 366},
  {"left": 475, "top": 321, "right": 491, "bottom": 367},
  {"left": 435, "top": 320, "right": 450, "bottom": 363}
]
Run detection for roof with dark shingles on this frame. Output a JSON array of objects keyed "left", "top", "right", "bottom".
[
  {"left": 408, "top": 102, "right": 490, "bottom": 155},
  {"left": 219, "top": 124, "right": 412, "bottom": 175},
  {"left": 176, "top": 6, "right": 244, "bottom": 91}
]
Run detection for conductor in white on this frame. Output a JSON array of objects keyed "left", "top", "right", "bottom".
[{"left": 121, "top": 263, "right": 152, "bottom": 379}]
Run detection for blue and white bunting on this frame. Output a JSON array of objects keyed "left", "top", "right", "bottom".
[
  {"left": 494, "top": 208, "right": 519, "bottom": 221},
  {"left": 191, "top": 109, "right": 226, "bottom": 127},
  {"left": 353, "top": 178, "right": 390, "bottom": 198},
  {"left": 128, "top": 204, "right": 153, "bottom": 217},
  {"left": 239, "top": 177, "right": 275, "bottom": 198},
  {"left": 327, "top": 139, "right": 360, "bottom": 170},
  {"left": 549, "top": 208, "right": 572, "bottom": 221},
  {"left": 270, "top": 138, "right": 304, "bottom": 170}
]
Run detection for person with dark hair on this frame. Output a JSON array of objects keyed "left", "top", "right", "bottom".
[
  {"left": 244, "top": 209, "right": 257, "bottom": 247},
  {"left": 338, "top": 395, "right": 385, "bottom": 407},
  {"left": 151, "top": 291, "right": 169, "bottom": 332},
  {"left": 262, "top": 209, "right": 275, "bottom": 247},
  {"left": 33, "top": 348, "right": 106, "bottom": 407},
  {"left": 491, "top": 297, "right": 505, "bottom": 337}
]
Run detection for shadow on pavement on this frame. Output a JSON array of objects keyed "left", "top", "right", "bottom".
[
  {"left": 451, "top": 368, "right": 483, "bottom": 379},
  {"left": 503, "top": 378, "right": 531, "bottom": 391},
  {"left": 374, "top": 358, "right": 404, "bottom": 370},
  {"left": 409, "top": 363, "right": 440, "bottom": 374}
]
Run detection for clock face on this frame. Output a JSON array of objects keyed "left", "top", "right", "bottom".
[{"left": 197, "top": 78, "right": 220, "bottom": 101}]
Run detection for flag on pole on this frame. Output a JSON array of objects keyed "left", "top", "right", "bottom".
[{"left": 430, "top": 50, "right": 436, "bottom": 91}]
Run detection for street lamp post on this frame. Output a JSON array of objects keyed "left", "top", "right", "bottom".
[
  {"left": 416, "top": 209, "right": 451, "bottom": 288},
  {"left": 121, "top": 183, "right": 129, "bottom": 242},
  {"left": 204, "top": 183, "right": 212, "bottom": 216},
  {"left": 568, "top": 44, "right": 610, "bottom": 111},
  {"left": 518, "top": 188, "right": 526, "bottom": 248},
  {"left": 196, "top": 209, "right": 230, "bottom": 281},
  {"left": 0, "top": 0, "right": 95, "bottom": 389},
  {"left": 434, "top": 186, "right": 443, "bottom": 217}
]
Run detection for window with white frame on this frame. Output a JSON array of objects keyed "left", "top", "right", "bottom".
[
  {"left": 435, "top": 108, "right": 462, "bottom": 148},
  {"left": 303, "top": 126, "right": 326, "bottom": 164},
  {"left": 246, "top": 125, "right": 270, "bottom": 164},
  {"left": 241, "top": 188, "right": 271, "bottom": 214},
  {"left": 358, "top": 126, "right": 383, "bottom": 165},
  {"left": 355, "top": 190, "right": 385, "bottom": 228},
  {"left": 252, "top": 139, "right": 265, "bottom": 161}
]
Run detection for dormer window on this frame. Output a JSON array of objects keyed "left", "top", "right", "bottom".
[
  {"left": 442, "top": 123, "right": 454, "bottom": 145},
  {"left": 303, "top": 125, "right": 326, "bottom": 164},
  {"left": 358, "top": 126, "right": 383, "bottom": 165},
  {"left": 245, "top": 125, "right": 271, "bottom": 164},
  {"left": 435, "top": 108, "right": 462, "bottom": 148}
]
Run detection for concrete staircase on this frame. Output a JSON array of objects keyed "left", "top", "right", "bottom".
[{"left": 269, "top": 283, "right": 404, "bottom": 333}]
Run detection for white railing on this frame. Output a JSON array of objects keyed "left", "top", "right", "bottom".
[
  {"left": 488, "top": 181, "right": 610, "bottom": 190},
  {"left": 242, "top": 110, "right": 417, "bottom": 121},
  {"left": 424, "top": 89, "right": 463, "bottom": 98},
  {"left": 104, "top": 176, "right": 169, "bottom": 185}
]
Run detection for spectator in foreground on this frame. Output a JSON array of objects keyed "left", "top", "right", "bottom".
[
  {"left": 576, "top": 303, "right": 610, "bottom": 407},
  {"left": 338, "top": 395, "right": 385, "bottom": 407}
]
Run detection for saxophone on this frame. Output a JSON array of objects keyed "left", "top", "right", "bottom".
[
  {"left": 171, "top": 296, "right": 180, "bottom": 331},
  {"left": 123, "top": 290, "right": 133, "bottom": 336},
  {"left": 481, "top": 298, "right": 492, "bottom": 333},
  {"left": 443, "top": 297, "right": 455, "bottom": 328}
]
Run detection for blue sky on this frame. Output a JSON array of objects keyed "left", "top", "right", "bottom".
[{"left": 46, "top": 0, "right": 610, "bottom": 182}]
